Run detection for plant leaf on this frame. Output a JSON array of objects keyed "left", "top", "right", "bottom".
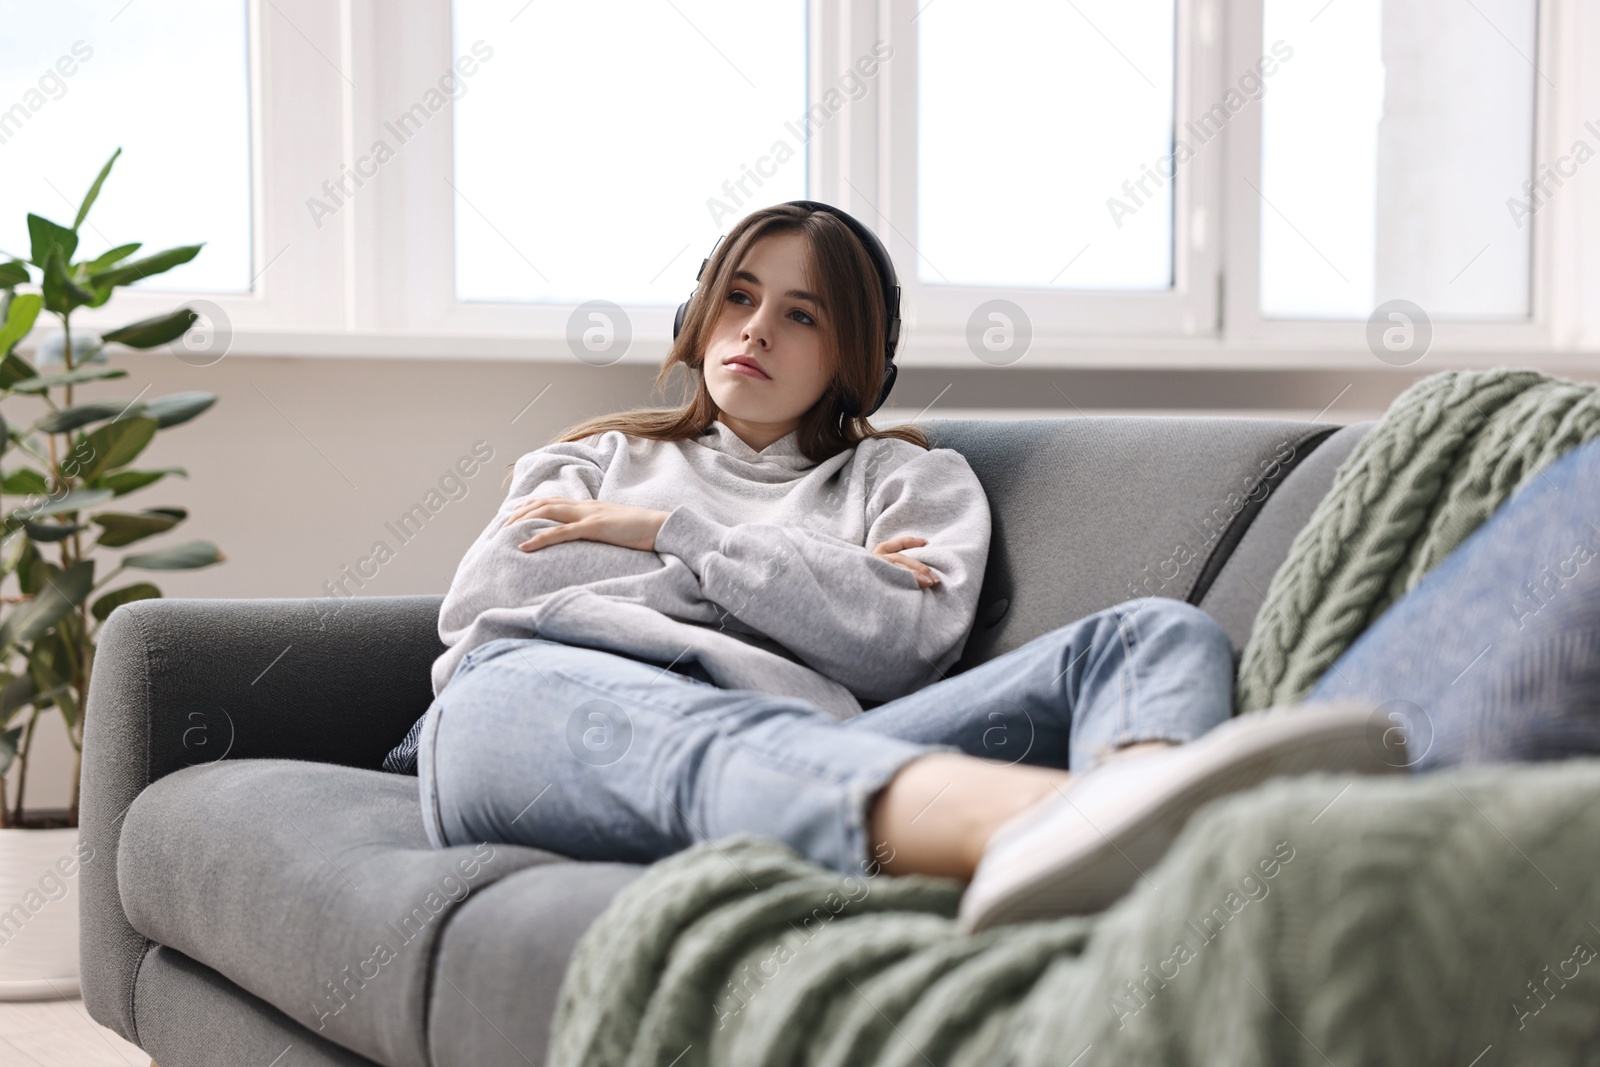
[
  {"left": 27, "top": 214, "right": 78, "bottom": 269},
  {"left": 0, "top": 261, "right": 29, "bottom": 288},
  {"left": 14, "top": 540, "right": 43, "bottom": 594},
  {"left": 76, "top": 416, "right": 158, "bottom": 481},
  {"left": 1, "top": 469, "right": 49, "bottom": 495},
  {"left": 33, "top": 398, "right": 139, "bottom": 434},
  {"left": 88, "top": 244, "right": 203, "bottom": 289},
  {"left": 52, "top": 683, "right": 81, "bottom": 736},
  {"left": 0, "top": 351, "right": 38, "bottom": 389},
  {"left": 11, "top": 365, "right": 128, "bottom": 393},
  {"left": 23, "top": 520, "right": 86, "bottom": 542},
  {"left": 6, "top": 488, "right": 117, "bottom": 528},
  {"left": 91, "top": 581, "right": 161, "bottom": 622},
  {"left": 101, "top": 308, "right": 199, "bottom": 349},
  {"left": 0, "top": 723, "right": 22, "bottom": 777},
  {"left": 42, "top": 247, "right": 94, "bottom": 314},
  {"left": 74, "top": 148, "right": 122, "bottom": 231},
  {"left": 1, "top": 674, "right": 35, "bottom": 716},
  {"left": 122, "top": 539, "right": 224, "bottom": 571},
  {"left": 0, "top": 530, "right": 29, "bottom": 578},
  {"left": 26, "top": 632, "right": 71, "bottom": 711},
  {"left": 0, "top": 291, "right": 41, "bottom": 356},
  {"left": 142, "top": 391, "right": 216, "bottom": 428},
  {"left": 0, "top": 671, "right": 34, "bottom": 739},
  {"left": 92, "top": 509, "right": 183, "bottom": 547},
  {"left": 0, "top": 559, "right": 94, "bottom": 650},
  {"left": 83, "top": 243, "right": 141, "bottom": 274},
  {"left": 90, "top": 467, "right": 186, "bottom": 496}
]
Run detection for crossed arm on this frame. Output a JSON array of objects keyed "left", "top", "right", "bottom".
[
  {"left": 502, "top": 495, "right": 943, "bottom": 587},
  {"left": 462, "top": 436, "right": 991, "bottom": 700}
]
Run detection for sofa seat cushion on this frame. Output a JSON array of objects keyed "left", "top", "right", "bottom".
[
  {"left": 427, "top": 860, "right": 646, "bottom": 1067},
  {"left": 117, "top": 758, "right": 565, "bottom": 1067}
]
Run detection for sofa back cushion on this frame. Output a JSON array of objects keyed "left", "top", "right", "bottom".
[
  {"left": 917, "top": 416, "right": 1342, "bottom": 673},
  {"left": 1198, "top": 421, "right": 1374, "bottom": 657}
]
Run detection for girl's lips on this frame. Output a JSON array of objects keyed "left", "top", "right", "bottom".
[{"left": 725, "top": 361, "right": 770, "bottom": 380}]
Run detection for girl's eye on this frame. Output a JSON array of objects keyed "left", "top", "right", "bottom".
[{"left": 726, "top": 290, "right": 815, "bottom": 326}]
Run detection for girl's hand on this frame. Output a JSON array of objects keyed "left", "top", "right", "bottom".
[
  {"left": 871, "top": 535, "right": 941, "bottom": 588},
  {"left": 501, "top": 497, "right": 670, "bottom": 553}
]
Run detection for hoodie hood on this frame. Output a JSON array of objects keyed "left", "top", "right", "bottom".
[{"left": 696, "top": 420, "right": 818, "bottom": 473}]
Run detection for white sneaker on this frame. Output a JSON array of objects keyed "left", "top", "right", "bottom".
[{"left": 957, "top": 701, "right": 1403, "bottom": 933}]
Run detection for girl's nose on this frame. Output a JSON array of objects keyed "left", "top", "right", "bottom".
[{"left": 743, "top": 314, "right": 774, "bottom": 349}]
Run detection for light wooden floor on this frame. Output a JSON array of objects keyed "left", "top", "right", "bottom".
[{"left": 0, "top": 996, "right": 149, "bottom": 1066}]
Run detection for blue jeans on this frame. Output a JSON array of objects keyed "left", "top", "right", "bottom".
[
  {"left": 1307, "top": 435, "right": 1600, "bottom": 768},
  {"left": 416, "top": 597, "right": 1235, "bottom": 873}
]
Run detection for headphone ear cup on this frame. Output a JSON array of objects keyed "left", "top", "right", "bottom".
[
  {"left": 857, "top": 359, "right": 896, "bottom": 419},
  {"left": 676, "top": 236, "right": 721, "bottom": 343},
  {"left": 839, "top": 355, "right": 897, "bottom": 421},
  {"left": 873, "top": 358, "right": 898, "bottom": 415}
]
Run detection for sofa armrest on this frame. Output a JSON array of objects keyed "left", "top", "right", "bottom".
[{"left": 79, "top": 594, "right": 444, "bottom": 1046}]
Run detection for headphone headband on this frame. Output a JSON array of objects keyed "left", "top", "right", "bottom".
[{"left": 672, "top": 200, "right": 901, "bottom": 419}]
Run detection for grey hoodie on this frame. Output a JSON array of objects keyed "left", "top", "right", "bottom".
[{"left": 432, "top": 419, "right": 992, "bottom": 720}]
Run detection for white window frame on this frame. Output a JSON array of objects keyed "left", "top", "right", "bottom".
[
  {"left": 50, "top": 0, "right": 352, "bottom": 344},
  {"left": 1219, "top": 0, "right": 1581, "bottom": 365},
  {"left": 44, "top": 0, "right": 1600, "bottom": 370},
  {"left": 871, "top": 0, "right": 1224, "bottom": 365}
]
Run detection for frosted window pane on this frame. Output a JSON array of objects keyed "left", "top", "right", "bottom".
[
  {"left": 453, "top": 0, "right": 808, "bottom": 305},
  {"left": 1259, "top": 0, "right": 1535, "bottom": 319},
  {"left": 918, "top": 0, "right": 1176, "bottom": 290},
  {"left": 0, "top": 1, "right": 252, "bottom": 293}
]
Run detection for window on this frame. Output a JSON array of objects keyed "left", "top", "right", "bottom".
[
  {"left": 883, "top": 0, "right": 1216, "bottom": 343},
  {"left": 451, "top": 0, "right": 808, "bottom": 306},
  {"left": 1257, "top": 0, "right": 1537, "bottom": 320},
  {"left": 0, "top": 0, "right": 253, "bottom": 293},
  {"left": 917, "top": 0, "right": 1177, "bottom": 291},
  {"left": 5, "top": 0, "right": 1589, "bottom": 362}
]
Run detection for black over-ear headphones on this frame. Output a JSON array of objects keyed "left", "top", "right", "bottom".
[{"left": 672, "top": 199, "right": 901, "bottom": 419}]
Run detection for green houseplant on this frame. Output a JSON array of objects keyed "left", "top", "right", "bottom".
[{"left": 0, "top": 148, "right": 225, "bottom": 831}]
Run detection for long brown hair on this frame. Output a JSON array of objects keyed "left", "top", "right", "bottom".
[{"left": 549, "top": 203, "right": 929, "bottom": 462}]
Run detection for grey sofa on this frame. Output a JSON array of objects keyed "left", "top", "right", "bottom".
[{"left": 79, "top": 414, "right": 1371, "bottom": 1067}]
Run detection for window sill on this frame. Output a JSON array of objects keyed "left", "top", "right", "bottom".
[{"left": 13, "top": 327, "right": 1595, "bottom": 373}]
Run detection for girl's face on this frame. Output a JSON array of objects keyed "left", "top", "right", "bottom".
[{"left": 703, "top": 231, "right": 835, "bottom": 436}]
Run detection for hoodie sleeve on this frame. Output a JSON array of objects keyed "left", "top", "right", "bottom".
[
  {"left": 653, "top": 444, "right": 992, "bottom": 700},
  {"left": 437, "top": 433, "right": 619, "bottom": 644}
]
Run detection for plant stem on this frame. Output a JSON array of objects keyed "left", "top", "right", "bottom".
[
  {"left": 68, "top": 746, "right": 80, "bottom": 828},
  {"left": 64, "top": 415, "right": 91, "bottom": 776},
  {"left": 59, "top": 317, "right": 89, "bottom": 825},
  {"left": 1, "top": 425, "right": 8, "bottom": 832},
  {"left": 10, "top": 707, "right": 36, "bottom": 825},
  {"left": 63, "top": 311, "right": 73, "bottom": 408}
]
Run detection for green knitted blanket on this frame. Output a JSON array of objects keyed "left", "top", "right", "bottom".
[
  {"left": 551, "top": 762, "right": 1600, "bottom": 1066},
  {"left": 1236, "top": 368, "right": 1600, "bottom": 712},
  {"left": 548, "top": 369, "right": 1600, "bottom": 1065}
]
